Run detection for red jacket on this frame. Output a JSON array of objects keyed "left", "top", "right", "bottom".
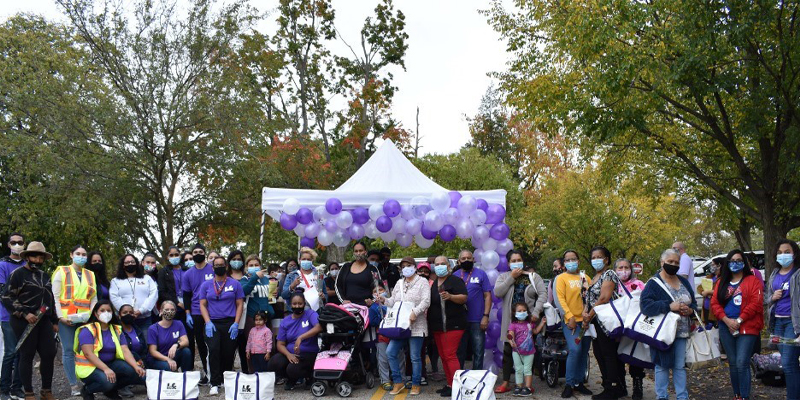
[{"left": 711, "top": 274, "right": 764, "bottom": 335}]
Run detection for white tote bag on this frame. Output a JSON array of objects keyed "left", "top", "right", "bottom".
[
  {"left": 685, "top": 313, "right": 721, "bottom": 370},
  {"left": 223, "top": 371, "right": 275, "bottom": 400},
  {"left": 379, "top": 283, "right": 415, "bottom": 339},
  {"left": 452, "top": 369, "right": 497, "bottom": 400},
  {"left": 593, "top": 282, "right": 633, "bottom": 338},
  {"left": 543, "top": 302, "right": 562, "bottom": 330},
  {"left": 617, "top": 336, "right": 654, "bottom": 369},
  {"left": 146, "top": 370, "right": 200, "bottom": 400},
  {"left": 623, "top": 277, "right": 680, "bottom": 351}
]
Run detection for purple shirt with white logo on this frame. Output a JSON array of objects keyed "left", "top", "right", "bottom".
[
  {"left": 0, "top": 257, "right": 25, "bottom": 322},
  {"left": 78, "top": 327, "right": 125, "bottom": 363},
  {"left": 198, "top": 277, "right": 244, "bottom": 320},
  {"left": 773, "top": 269, "right": 796, "bottom": 317},
  {"left": 277, "top": 309, "right": 319, "bottom": 353},
  {"left": 147, "top": 320, "right": 187, "bottom": 359},
  {"left": 172, "top": 267, "right": 184, "bottom": 301},
  {"left": 457, "top": 268, "right": 492, "bottom": 323},
  {"left": 181, "top": 263, "right": 213, "bottom": 314}
]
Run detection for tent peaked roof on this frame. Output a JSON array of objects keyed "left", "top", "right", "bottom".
[{"left": 335, "top": 140, "right": 446, "bottom": 194}]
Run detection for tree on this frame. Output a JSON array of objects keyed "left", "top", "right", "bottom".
[{"left": 487, "top": 0, "right": 800, "bottom": 275}]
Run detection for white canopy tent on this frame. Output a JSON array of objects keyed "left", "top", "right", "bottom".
[{"left": 260, "top": 140, "right": 506, "bottom": 253}]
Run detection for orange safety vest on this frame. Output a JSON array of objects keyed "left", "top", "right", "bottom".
[{"left": 56, "top": 266, "right": 96, "bottom": 316}]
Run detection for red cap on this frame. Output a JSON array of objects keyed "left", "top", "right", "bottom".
[{"left": 417, "top": 262, "right": 431, "bottom": 271}]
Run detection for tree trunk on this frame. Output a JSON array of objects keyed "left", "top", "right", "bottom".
[
  {"left": 761, "top": 210, "right": 788, "bottom": 278},
  {"left": 328, "top": 245, "right": 346, "bottom": 264},
  {"left": 734, "top": 214, "right": 753, "bottom": 252}
]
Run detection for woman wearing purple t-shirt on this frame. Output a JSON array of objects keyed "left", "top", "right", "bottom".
[
  {"left": 767, "top": 239, "right": 800, "bottom": 400},
  {"left": 199, "top": 256, "right": 244, "bottom": 395},
  {"left": 267, "top": 293, "right": 322, "bottom": 390},
  {"left": 147, "top": 301, "right": 191, "bottom": 372}
]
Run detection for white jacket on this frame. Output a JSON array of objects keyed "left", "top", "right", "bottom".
[
  {"left": 385, "top": 275, "right": 431, "bottom": 337},
  {"left": 110, "top": 275, "right": 158, "bottom": 317}
]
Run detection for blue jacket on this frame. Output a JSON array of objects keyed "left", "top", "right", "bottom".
[
  {"left": 640, "top": 274, "right": 697, "bottom": 367},
  {"left": 281, "top": 268, "right": 328, "bottom": 303},
  {"left": 238, "top": 274, "right": 275, "bottom": 319},
  {"left": 368, "top": 303, "right": 385, "bottom": 328}
]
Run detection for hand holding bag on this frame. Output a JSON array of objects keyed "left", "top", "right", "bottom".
[
  {"left": 623, "top": 277, "right": 681, "bottom": 351},
  {"left": 379, "top": 281, "right": 415, "bottom": 339},
  {"left": 223, "top": 371, "right": 275, "bottom": 400},
  {"left": 452, "top": 369, "right": 497, "bottom": 400},
  {"left": 593, "top": 280, "right": 633, "bottom": 338},
  {"left": 146, "top": 370, "right": 201, "bottom": 400},
  {"left": 685, "top": 313, "right": 721, "bottom": 370}
]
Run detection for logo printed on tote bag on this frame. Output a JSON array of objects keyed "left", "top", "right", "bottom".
[
  {"left": 163, "top": 382, "right": 179, "bottom": 397},
  {"left": 241, "top": 384, "right": 252, "bottom": 393}
]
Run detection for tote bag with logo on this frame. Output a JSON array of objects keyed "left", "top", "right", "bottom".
[
  {"left": 593, "top": 281, "right": 634, "bottom": 338},
  {"left": 685, "top": 315, "right": 721, "bottom": 370},
  {"left": 623, "top": 277, "right": 680, "bottom": 351},
  {"left": 452, "top": 369, "right": 497, "bottom": 400},
  {"left": 146, "top": 370, "right": 200, "bottom": 400},
  {"left": 378, "top": 282, "right": 414, "bottom": 339},
  {"left": 617, "top": 336, "right": 654, "bottom": 369},
  {"left": 223, "top": 371, "right": 275, "bottom": 400}
]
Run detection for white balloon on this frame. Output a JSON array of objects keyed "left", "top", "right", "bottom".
[
  {"left": 474, "top": 248, "right": 484, "bottom": 263},
  {"left": 392, "top": 217, "right": 407, "bottom": 234},
  {"left": 457, "top": 195, "right": 477, "bottom": 217},
  {"left": 396, "top": 233, "right": 413, "bottom": 247},
  {"left": 304, "top": 223, "right": 320, "bottom": 238},
  {"left": 405, "top": 219, "right": 423, "bottom": 236},
  {"left": 482, "top": 250, "right": 500, "bottom": 269},
  {"left": 424, "top": 210, "right": 445, "bottom": 231},
  {"left": 364, "top": 221, "right": 379, "bottom": 239},
  {"left": 313, "top": 206, "right": 329, "bottom": 224},
  {"left": 486, "top": 269, "right": 500, "bottom": 286},
  {"left": 470, "top": 209, "right": 487, "bottom": 226},
  {"left": 456, "top": 218, "right": 475, "bottom": 239},
  {"left": 282, "top": 198, "right": 300, "bottom": 215},
  {"left": 444, "top": 208, "right": 460, "bottom": 225},
  {"left": 333, "top": 230, "right": 350, "bottom": 247},
  {"left": 318, "top": 229, "right": 334, "bottom": 246},
  {"left": 482, "top": 238, "right": 498, "bottom": 251},
  {"left": 497, "top": 238, "right": 514, "bottom": 255},
  {"left": 415, "top": 235, "right": 434, "bottom": 249},
  {"left": 380, "top": 231, "right": 396, "bottom": 243},
  {"left": 368, "top": 204, "right": 384, "bottom": 221},
  {"left": 411, "top": 196, "right": 431, "bottom": 219},
  {"left": 430, "top": 191, "right": 451, "bottom": 213},
  {"left": 335, "top": 212, "right": 354, "bottom": 229},
  {"left": 293, "top": 223, "right": 306, "bottom": 237}
]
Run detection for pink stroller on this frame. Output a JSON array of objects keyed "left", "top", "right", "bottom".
[{"left": 311, "top": 303, "right": 374, "bottom": 397}]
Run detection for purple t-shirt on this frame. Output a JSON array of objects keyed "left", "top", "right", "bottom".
[
  {"left": 122, "top": 326, "right": 142, "bottom": 354},
  {"left": 78, "top": 327, "right": 125, "bottom": 363},
  {"left": 147, "top": 321, "right": 187, "bottom": 358},
  {"left": 773, "top": 270, "right": 796, "bottom": 317},
  {"left": 457, "top": 268, "right": 491, "bottom": 323},
  {"left": 509, "top": 321, "right": 535, "bottom": 356},
  {"left": 172, "top": 267, "right": 184, "bottom": 301},
  {"left": 278, "top": 309, "right": 319, "bottom": 353},
  {"left": 0, "top": 258, "right": 25, "bottom": 322},
  {"left": 198, "top": 277, "right": 244, "bottom": 320},
  {"left": 181, "top": 264, "right": 213, "bottom": 314}
]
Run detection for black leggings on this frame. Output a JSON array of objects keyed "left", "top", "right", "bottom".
[
  {"left": 11, "top": 317, "right": 56, "bottom": 392},
  {"left": 205, "top": 318, "right": 237, "bottom": 387},
  {"left": 186, "top": 314, "right": 209, "bottom": 377},
  {"left": 267, "top": 352, "right": 317, "bottom": 382},
  {"left": 592, "top": 321, "right": 622, "bottom": 390}
]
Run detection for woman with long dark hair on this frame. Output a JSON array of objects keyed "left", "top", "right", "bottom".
[
  {"left": 86, "top": 252, "right": 111, "bottom": 302},
  {"left": 110, "top": 254, "right": 158, "bottom": 334},
  {"left": 711, "top": 249, "right": 764, "bottom": 400},
  {"left": 766, "top": 239, "right": 800, "bottom": 400}
]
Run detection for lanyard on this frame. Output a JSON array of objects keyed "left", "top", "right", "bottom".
[
  {"left": 300, "top": 271, "right": 314, "bottom": 289},
  {"left": 213, "top": 278, "right": 226, "bottom": 299},
  {"left": 460, "top": 270, "right": 473, "bottom": 284}
]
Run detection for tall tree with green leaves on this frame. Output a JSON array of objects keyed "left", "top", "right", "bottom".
[{"left": 487, "top": 0, "right": 800, "bottom": 274}]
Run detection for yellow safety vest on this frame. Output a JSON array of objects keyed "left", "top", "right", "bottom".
[
  {"left": 73, "top": 322, "right": 125, "bottom": 379},
  {"left": 54, "top": 266, "right": 96, "bottom": 316}
]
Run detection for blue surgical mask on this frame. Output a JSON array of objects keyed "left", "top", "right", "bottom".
[
  {"left": 728, "top": 260, "right": 745, "bottom": 273},
  {"left": 247, "top": 267, "right": 260, "bottom": 275},
  {"left": 434, "top": 265, "right": 449, "bottom": 277},
  {"left": 73, "top": 256, "right": 87, "bottom": 266},
  {"left": 168, "top": 257, "right": 180, "bottom": 266},
  {"left": 185, "top": 260, "right": 195, "bottom": 268},
  {"left": 565, "top": 261, "right": 578, "bottom": 273},
  {"left": 369, "top": 261, "right": 379, "bottom": 268},
  {"left": 230, "top": 260, "right": 244, "bottom": 270},
  {"left": 300, "top": 260, "right": 313, "bottom": 270},
  {"left": 510, "top": 262, "right": 524, "bottom": 270},
  {"left": 515, "top": 311, "right": 528, "bottom": 320},
  {"left": 591, "top": 259, "right": 605, "bottom": 271},
  {"left": 402, "top": 266, "right": 416, "bottom": 278},
  {"left": 777, "top": 254, "right": 794, "bottom": 268}
]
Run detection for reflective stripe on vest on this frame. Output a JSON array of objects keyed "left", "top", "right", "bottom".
[
  {"left": 73, "top": 323, "right": 124, "bottom": 379},
  {"left": 58, "top": 266, "right": 97, "bottom": 316}
]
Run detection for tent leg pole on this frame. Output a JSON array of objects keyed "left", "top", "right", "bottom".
[{"left": 259, "top": 211, "right": 266, "bottom": 260}]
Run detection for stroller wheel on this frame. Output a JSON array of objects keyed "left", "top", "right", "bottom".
[
  {"left": 365, "top": 372, "right": 375, "bottom": 389},
  {"left": 312, "top": 382, "right": 327, "bottom": 397},
  {"left": 336, "top": 382, "right": 353, "bottom": 397},
  {"left": 546, "top": 361, "right": 559, "bottom": 388},
  {"left": 584, "top": 357, "right": 590, "bottom": 384}
]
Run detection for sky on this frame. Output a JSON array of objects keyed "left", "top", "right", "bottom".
[{"left": 1, "top": 0, "right": 510, "bottom": 156}]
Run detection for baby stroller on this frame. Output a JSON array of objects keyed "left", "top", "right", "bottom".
[
  {"left": 537, "top": 319, "right": 590, "bottom": 387},
  {"left": 751, "top": 352, "right": 785, "bottom": 387},
  {"left": 311, "top": 303, "right": 375, "bottom": 397}
]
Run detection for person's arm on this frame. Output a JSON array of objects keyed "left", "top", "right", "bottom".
[
  {"left": 178, "top": 334, "right": 188, "bottom": 349},
  {"left": 411, "top": 280, "right": 431, "bottom": 317},
  {"left": 528, "top": 274, "right": 547, "bottom": 318},
  {"left": 738, "top": 278, "right": 764, "bottom": 323},
  {"left": 182, "top": 291, "right": 193, "bottom": 315},
  {"left": 149, "top": 343, "right": 172, "bottom": 362},
  {"left": 296, "top": 324, "right": 323, "bottom": 344},
  {"left": 281, "top": 272, "right": 295, "bottom": 302},
  {"left": 533, "top": 317, "right": 547, "bottom": 334},
  {"left": 51, "top": 270, "right": 64, "bottom": 319},
  {"left": 200, "top": 299, "right": 211, "bottom": 323},
  {"left": 141, "top": 276, "right": 159, "bottom": 314},
  {"left": 678, "top": 255, "right": 692, "bottom": 279},
  {"left": 241, "top": 275, "right": 259, "bottom": 296},
  {"left": 1, "top": 271, "right": 28, "bottom": 319},
  {"left": 81, "top": 343, "right": 112, "bottom": 374},
  {"left": 481, "top": 291, "right": 491, "bottom": 329},
  {"left": 555, "top": 275, "right": 575, "bottom": 321},
  {"left": 109, "top": 279, "right": 124, "bottom": 312},
  {"left": 507, "top": 329, "right": 515, "bottom": 347},
  {"left": 234, "top": 298, "right": 244, "bottom": 325},
  {"left": 640, "top": 280, "right": 673, "bottom": 317},
  {"left": 157, "top": 268, "right": 177, "bottom": 305},
  {"left": 446, "top": 282, "right": 468, "bottom": 305},
  {"left": 265, "top": 328, "right": 273, "bottom": 355},
  {"left": 587, "top": 279, "right": 617, "bottom": 320},
  {"left": 493, "top": 272, "right": 514, "bottom": 297},
  {"left": 276, "top": 340, "right": 293, "bottom": 358},
  {"left": 120, "top": 344, "right": 146, "bottom": 376}
]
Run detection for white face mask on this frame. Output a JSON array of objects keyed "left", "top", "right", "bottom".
[
  {"left": 9, "top": 244, "right": 23, "bottom": 255},
  {"left": 98, "top": 311, "right": 113, "bottom": 324}
]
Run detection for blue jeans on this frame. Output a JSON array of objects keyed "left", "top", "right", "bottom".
[
  {"left": 58, "top": 321, "right": 79, "bottom": 386},
  {"left": 147, "top": 348, "right": 193, "bottom": 372},
  {"left": 0, "top": 321, "right": 21, "bottom": 393},
  {"left": 718, "top": 329, "right": 757, "bottom": 399},
  {"left": 774, "top": 317, "right": 800, "bottom": 400},
  {"left": 81, "top": 359, "right": 144, "bottom": 393},
  {"left": 457, "top": 322, "right": 486, "bottom": 370},
  {"left": 654, "top": 338, "right": 688, "bottom": 400},
  {"left": 563, "top": 324, "right": 590, "bottom": 387},
  {"left": 388, "top": 336, "right": 424, "bottom": 386}
]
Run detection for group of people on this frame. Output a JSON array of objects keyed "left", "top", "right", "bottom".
[{"left": 0, "top": 232, "right": 797, "bottom": 400}]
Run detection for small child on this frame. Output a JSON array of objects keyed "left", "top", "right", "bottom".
[
  {"left": 507, "top": 302, "right": 546, "bottom": 396},
  {"left": 373, "top": 286, "right": 408, "bottom": 390},
  {"left": 246, "top": 311, "right": 273, "bottom": 372}
]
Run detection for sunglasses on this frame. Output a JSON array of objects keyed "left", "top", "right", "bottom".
[{"left": 8, "top": 241, "right": 23, "bottom": 246}]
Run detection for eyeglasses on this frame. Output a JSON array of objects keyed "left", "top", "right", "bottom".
[
  {"left": 123, "top": 262, "right": 137, "bottom": 266},
  {"left": 8, "top": 241, "right": 23, "bottom": 246}
]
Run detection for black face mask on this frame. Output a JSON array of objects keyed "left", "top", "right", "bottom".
[
  {"left": 120, "top": 314, "right": 136, "bottom": 326},
  {"left": 89, "top": 263, "right": 104, "bottom": 272},
  {"left": 193, "top": 254, "right": 206, "bottom": 265},
  {"left": 124, "top": 264, "right": 138, "bottom": 273},
  {"left": 460, "top": 261, "right": 474, "bottom": 272},
  {"left": 28, "top": 262, "right": 42, "bottom": 270},
  {"left": 292, "top": 307, "right": 305, "bottom": 315},
  {"left": 214, "top": 266, "right": 227, "bottom": 276},
  {"left": 663, "top": 263, "right": 680, "bottom": 276}
]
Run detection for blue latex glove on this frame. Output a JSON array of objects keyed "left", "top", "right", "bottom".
[
  {"left": 205, "top": 321, "right": 216, "bottom": 338},
  {"left": 185, "top": 313, "right": 194, "bottom": 329},
  {"left": 229, "top": 322, "right": 239, "bottom": 340}
]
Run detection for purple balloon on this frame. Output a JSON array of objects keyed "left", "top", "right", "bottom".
[
  {"left": 487, "top": 321, "right": 501, "bottom": 341},
  {"left": 295, "top": 207, "right": 313, "bottom": 225},
  {"left": 348, "top": 224, "right": 365, "bottom": 240},
  {"left": 493, "top": 352, "right": 503, "bottom": 368},
  {"left": 300, "top": 237, "right": 315, "bottom": 247},
  {"left": 325, "top": 198, "right": 343, "bottom": 215},
  {"left": 280, "top": 213, "right": 297, "bottom": 230},
  {"left": 449, "top": 191, "right": 462, "bottom": 208},
  {"left": 477, "top": 198, "right": 489, "bottom": 211},
  {"left": 486, "top": 204, "right": 506, "bottom": 224},
  {"left": 474, "top": 225, "right": 490, "bottom": 243},
  {"left": 439, "top": 225, "right": 456, "bottom": 242},
  {"left": 489, "top": 223, "right": 510, "bottom": 240},
  {"left": 304, "top": 223, "right": 320, "bottom": 238},
  {"left": 420, "top": 225, "right": 438, "bottom": 240},
  {"left": 375, "top": 216, "right": 393, "bottom": 233},
  {"left": 497, "top": 257, "right": 509, "bottom": 272},
  {"left": 324, "top": 219, "right": 338, "bottom": 232},
  {"left": 491, "top": 293, "right": 502, "bottom": 304},
  {"left": 496, "top": 307, "right": 503, "bottom": 322},
  {"left": 383, "top": 199, "right": 401, "bottom": 218},
  {"left": 351, "top": 207, "right": 370, "bottom": 224}
]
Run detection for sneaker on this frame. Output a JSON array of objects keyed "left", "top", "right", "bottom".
[
  {"left": 276, "top": 378, "right": 287, "bottom": 385},
  {"left": 561, "top": 386, "right": 574, "bottom": 398},
  {"left": 80, "top": 386, "right": 94, "bottom": 400},
  {"left": 513, "top": 387, "right": 522, "bottom": 396},
  {"left": 591, "top": 388, "right": 618, "bottom": 400},
  {"left": 575, "top": 383, "right": 593, "bottom": 395},
  {"left": 118, "top": 387, "right": 134, "bottom": 398},
  {"left": 410, "top": 386, "right": 421, "bottom": 396},
  {"left": 519, "top": 388, "right": 532, "bottom": 397},
  {"left": 9, "top": 389, "right": 24, "bottom": 400},
  {"left": 71, "top": 385, "right": 82, "bottom": 397},
  {"left": 382, "top": 382, "right": 393, "bottom": 391},
  {"left": 199, "top": 377, "right": 210, "bottom": 386},
  {"left": 284, "top": 381, "right": 295, "bottom": 391},
  {"left": 439, "top": 387, "right": 452, "bottom": 397},
  {"left": 436, "top": 386, "right": 449, "bottom": 394},
  {"left": 420, "top": 376, "right": 428, "bottom": 386},
  {"left": 389, "top": 383, "right": 405, "bottom": 395},
  {"left": 209, "top": 386, "right": 219, "bottom": 396}
]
